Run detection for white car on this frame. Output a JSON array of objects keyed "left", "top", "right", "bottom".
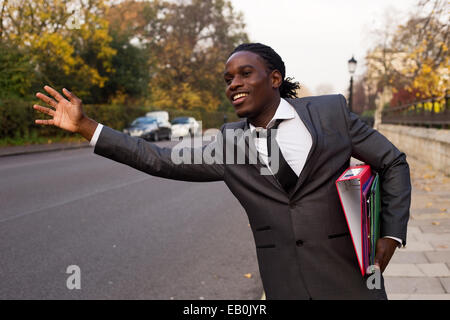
[
  {"left": 170, "top": 117, "right": 200, "bottom": 138},
  {"left": 145, "top": 111, "right": 169, "bottom": 122}
]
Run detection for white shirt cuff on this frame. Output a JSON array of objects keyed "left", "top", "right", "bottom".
[
  {"left": 89, "top": 123, "right": 104, "bottom": 147},
  {"left": 383, "top": 236, "right": 403, "bottom": 248}
]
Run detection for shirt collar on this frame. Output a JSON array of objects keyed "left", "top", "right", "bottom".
[{"left": 248, "top": 98, "right": 296, "bottom": 133}]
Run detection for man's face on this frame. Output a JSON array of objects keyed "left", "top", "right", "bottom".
[{"left": 224, "top": 51, "right": 280, "bottom": 118}]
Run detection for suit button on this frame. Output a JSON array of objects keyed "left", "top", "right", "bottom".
[{"left": 296, "top": 240, "right": 304, "bottom": 247}]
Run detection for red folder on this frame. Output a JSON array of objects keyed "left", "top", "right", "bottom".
[{"left": 335, "top": 165, "right": 373, "bottom": 276}]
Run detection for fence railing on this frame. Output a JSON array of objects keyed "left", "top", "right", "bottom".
[{"left": 381, "top": 94, "right": 450, "bottom": 127}]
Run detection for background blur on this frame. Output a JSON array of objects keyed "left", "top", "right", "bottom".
[{"left": 0, "top": 0, "right": 448, "bottom": 144}]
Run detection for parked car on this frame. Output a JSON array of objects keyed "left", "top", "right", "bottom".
[
  {"left": 123, "top": 116, "right": 172, "bottom": 141},
  {"left": 170, "top": 117, "right": 200, "bottom": 138},
  {"left": 145, "top": 111, "right": 169, "bottom": 122}
]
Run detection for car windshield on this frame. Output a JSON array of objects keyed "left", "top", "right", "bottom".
[
  {"left": 131, "top": 117, "right": 157, "bottom": 126},
  {"left": 171, "top": 117, "right": 190, "bottom": 124}
]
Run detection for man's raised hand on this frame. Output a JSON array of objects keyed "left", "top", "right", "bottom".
[{"left": 34, "top": 86, "right": 98, "bottom": 141}]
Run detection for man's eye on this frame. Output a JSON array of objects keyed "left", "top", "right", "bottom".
[
  {"left": 225, "top": 78, "right": 232, "bottom": 85},
  {"left": 243, "top": 71, "right": 251, "bottom": 76}
]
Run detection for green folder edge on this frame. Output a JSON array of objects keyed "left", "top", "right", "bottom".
[{"left": 369, "top": 173, "right": 380, "bottom": 268}]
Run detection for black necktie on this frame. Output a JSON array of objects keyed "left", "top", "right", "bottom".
[{"left": 262, "top": 119, "right": 299, "bottom": 194}]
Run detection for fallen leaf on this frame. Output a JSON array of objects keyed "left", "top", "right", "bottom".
[
  {"left": 432, "top": 221, "right": 441, "bottom": 226},
  {"left": 424, "top": 187, "right": 432, "bottom": 192},
  {"left": 426, "top": 202, "right": 433, "bottom": 207},
  {"left": 441, "top": 208, "right": 447, "bottom": 212},
  {"left": 244, "top": 273, "right": 252, "bottom": 279}
]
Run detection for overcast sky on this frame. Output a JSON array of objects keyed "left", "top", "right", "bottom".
[{"left": 230, "top": 0, "right": 420, "bottom": 96}]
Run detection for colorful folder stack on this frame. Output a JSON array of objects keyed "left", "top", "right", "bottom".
[{"left": 335, "top": 165, "right": 381, "bottom": 276}]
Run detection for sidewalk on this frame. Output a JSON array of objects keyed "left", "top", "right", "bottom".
[
  {"left": 383, "top": 156, "right": 450, "bottom": 300},
  {"left": 0, "top": 141, "right": 90, "bottom": 157}
]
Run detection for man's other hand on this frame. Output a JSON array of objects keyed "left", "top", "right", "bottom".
[
  {"left": 34, "top": 86, "right": 97, "bottom": 141},
  {"left": 374, "top": 237, "right": 398, "bottom": 273}
]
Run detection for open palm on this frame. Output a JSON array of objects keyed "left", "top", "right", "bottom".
[{"left": 34, "top": 86, "right": 84, "bottom": 133}]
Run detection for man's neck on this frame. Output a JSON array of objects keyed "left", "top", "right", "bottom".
[{"left": 248, "top": 96, "right": 281, "bottom": 128}]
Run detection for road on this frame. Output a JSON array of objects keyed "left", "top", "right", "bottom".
[{"left": 0, "top": 140, "right": 262, "bottom": 299}]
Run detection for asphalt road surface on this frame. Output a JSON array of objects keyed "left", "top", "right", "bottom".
[{"left": 0, "top": 140, "right": 262, "bottom": 299}]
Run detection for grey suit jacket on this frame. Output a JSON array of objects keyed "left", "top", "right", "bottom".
[{"left": 94, "top": 94, "right": 411, "bottom": 300}]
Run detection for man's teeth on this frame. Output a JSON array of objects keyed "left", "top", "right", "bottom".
[{"left": 233, "top": 93, "right": 248, "bottom": 101}]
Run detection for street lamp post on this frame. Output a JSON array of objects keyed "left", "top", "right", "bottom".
[{"left": 348, "top": 56, "right": 357, "bottom": 113}]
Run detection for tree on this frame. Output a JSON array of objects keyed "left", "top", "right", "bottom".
[
  {"left": 0, "top": 42, "right": 35, "bottom": 98},
  {"left": 0, "top": 0, "right": 116, "bottom": 102},
  {"left": 138, "top": 0, "right": 249, "bottom": 111},
  {"left": 364, "top": 0, "right": 449, "bottom": 104},
  {"left": 391, "top": 0, "right": 449, "bottom": 99}
]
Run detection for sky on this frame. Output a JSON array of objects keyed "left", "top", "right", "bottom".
[{"left": 230, "top": 0, "right": 420, "bottom": 96}]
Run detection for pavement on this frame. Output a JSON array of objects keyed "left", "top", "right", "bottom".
[
  {"left": 383, "top": 156, "right": 450, "bottom": 300},
  {"left": 0, "top": 141, "right": 90, "bottom": 157},
  {"left": 1, "top": 142, "right": 449, "bottom": 300}
]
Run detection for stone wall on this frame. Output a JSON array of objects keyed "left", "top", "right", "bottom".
[{"left": 378, "top": 124, "right": 450, "bottom": 176}]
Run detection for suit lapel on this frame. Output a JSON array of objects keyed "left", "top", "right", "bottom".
[
  {"left": 238, "top": 121, "right": 285, "bottom": 193},
  {"left": 286, "top": 98, "right": 320, "bottom": 197}
]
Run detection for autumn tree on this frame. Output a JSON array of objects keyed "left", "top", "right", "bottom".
[
  {"left": 136, "top": 0, "right": 249, "bottom": 112},
  {"left": 364, "top": 0, "right": 449, "bottom": 105},
  {"left": 0, "top": 0, "right": 116, "bottom": 102},
  {"left": 391, "top": 0, "right": 449, "bottom": 99}
]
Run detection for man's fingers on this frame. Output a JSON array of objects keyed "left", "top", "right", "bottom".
[
  {"left": 36, "top": 92, "right": 57, "bottom": 108},
  {"left": 35, "top": 119, "right": 55, "bottom": 126},
  {"left": 44, "top": 85, "right": 65, "bottom": 102},
  {"left": 62, "top": 88, "right": 77, "bottom": 103},
  {"left": 33, "top": 104, "right": 55, "bottom": 116}
]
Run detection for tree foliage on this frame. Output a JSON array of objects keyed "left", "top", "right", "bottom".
[
  {"left": 364, "top": 0, "right": 449, "bottom": 104},
  {"left": 1, "top": 0, "right": 248, "bottom": 110},
  {"left": 143, "top": 0, "right": 248, "bottom": 111},
  {"left": 0, "top": 0, "right": 116, "bottom": 101},
  {"left": 0, "top": 42, "right": 36, "bottom": 98}
]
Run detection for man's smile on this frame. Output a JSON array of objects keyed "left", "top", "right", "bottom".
[{"left": 231, "top": 92, "right": 249, "bottom": 105}]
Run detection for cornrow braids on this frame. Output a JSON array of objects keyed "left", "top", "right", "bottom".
[{"left": 229, "top": 43, "right": 300, "bottom": 99}]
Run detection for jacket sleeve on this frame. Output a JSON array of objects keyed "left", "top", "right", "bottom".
[
  {"left": 94, "top": 125, "right": 225, "bottom": 182},
  {"left": 338, "top": 94, "right": 411, "bottom": 246}
]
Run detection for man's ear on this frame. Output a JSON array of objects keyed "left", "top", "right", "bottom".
[{"left": 270, "top": 70, "right": 283, "bottom": 89}]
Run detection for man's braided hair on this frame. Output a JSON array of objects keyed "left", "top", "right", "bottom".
[{"left": 229, "top": 43, "right": 300, "bottom": 99}]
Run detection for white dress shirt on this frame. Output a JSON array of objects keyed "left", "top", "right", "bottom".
[
  {"left": 89, "top": 101, "right": 402, "bottom": 247},
  {"left": 89, "top": 123, "right": 104, "bottom": 147},
  {"left": 249, "top": 98, "right": 312, "bottom": 177}
]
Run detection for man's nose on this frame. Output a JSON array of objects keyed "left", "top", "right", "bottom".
[{"left": 229, "top": 76, "right": 243, "bottom": 90}]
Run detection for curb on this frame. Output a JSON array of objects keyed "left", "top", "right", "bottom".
[{"left": 0, "top": 142, "right": 91, "bottom": 157}]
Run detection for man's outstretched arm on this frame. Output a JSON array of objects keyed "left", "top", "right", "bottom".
[{"left": 34, "top": 86, "right": 225, "bottom": 182}]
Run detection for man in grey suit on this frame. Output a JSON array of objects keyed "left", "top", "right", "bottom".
[{"left": 34, "top": 43, "right": 411, "bottom": 300}]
